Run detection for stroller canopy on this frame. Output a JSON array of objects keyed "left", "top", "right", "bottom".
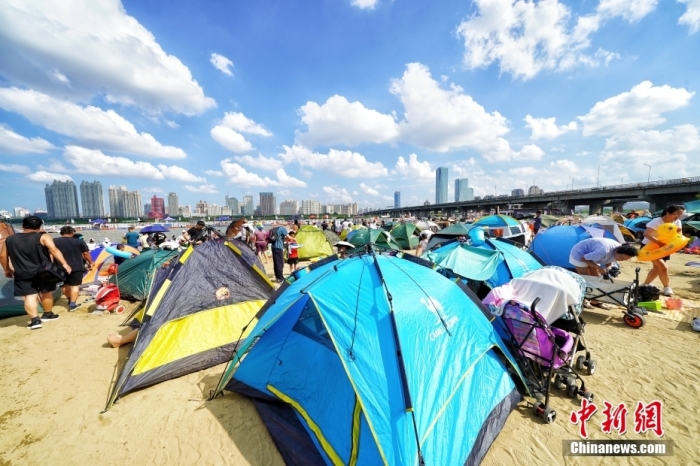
[
  {"left": 215, "top": 252, "right": 523, "bottom": 465},
  {"left": 528, "top": 224, "right": 617, "bottom": 270}
]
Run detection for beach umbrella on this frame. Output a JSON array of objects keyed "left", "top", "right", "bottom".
[
  {"left": 140, "top": 224, "right": 170, "bottom": 233},
  {"left": 93, "top": 218, "right": 107, "bottom": 224},
  {"left": 216, "top": 215, "right": 231, "bottom": 221},
  {"left": 163, "top": 216, "right": 176, "bottom": 222}
]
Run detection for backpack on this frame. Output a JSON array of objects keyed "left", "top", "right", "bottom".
[{"left": 268, "top": 227, "right": 279, "bottom": 244}]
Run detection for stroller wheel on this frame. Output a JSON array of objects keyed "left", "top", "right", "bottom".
[
  {"left": 582, "top": 390, "right": 594, "bottom": 402},
  {"left": 542, "top": 406, "right": 557, "bottom": 424},
  {"left": 553, "top": 374, "right": 563, "bottom": 390},
  {"left": 533, "top": 401, "right": 545, "bottom": 416},
  {"left": 567, "top": 383, "right": 578, "bottom": 398},
  {"left": 576, "top": 355, "right": 586, "bottom": 371},
  {"left": 587, "top": 360, "right": 597, "bottom": 375},
  {"left": 623, "top": 312, "right": 646, "bottom": 328}
]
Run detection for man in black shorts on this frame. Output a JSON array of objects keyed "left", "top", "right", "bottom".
[
  {"left": 54, "top": 226, "right": 93, "bottom": 311},
  {"left": 0, "top": 216, "right": 72, "bottom": 329}
]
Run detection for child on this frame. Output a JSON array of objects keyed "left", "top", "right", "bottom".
[{"left": 287, "top": 230, "right": 300, "bottom": 273}]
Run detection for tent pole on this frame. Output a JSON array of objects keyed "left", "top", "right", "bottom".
[{"left": 369, "top": 248, "right": 425, "bottom": 465}]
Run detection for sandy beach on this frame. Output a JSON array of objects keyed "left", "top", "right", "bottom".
[{"left": 1, "top": 251, "right": 699, "bottom": 465}]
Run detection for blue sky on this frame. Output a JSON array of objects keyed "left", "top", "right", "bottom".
[{"left": 1, "top": 0, "right": 699, "bottom": 214}]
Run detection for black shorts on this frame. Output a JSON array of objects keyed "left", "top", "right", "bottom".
[
  {"left": 661, "top": 255, "right": 671, "bottom": 262},
  {"left": 287, "top": 257, "right": 299, "bottom": 265},
  {"left": 64, "top": 271, "right": 84, "bottom": 286},
  {"left": 14, "top": 278, "right": 57, "bottom": 297}
]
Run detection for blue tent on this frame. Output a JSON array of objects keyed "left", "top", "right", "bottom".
[
  {"left": 623, "top": 216, "right": 651, "bottom": 234},
  {"left": 215, "top": 252, "right": 524, "bottom": 465},
  {"left": 528, "top": 225, "right": 617, "bottom": 269},
  {"left": 425, "top": 237, "right": 543, "bottom": 289},
  {"left": 473, "top": 215, "right": 527, "bottom": 243}
]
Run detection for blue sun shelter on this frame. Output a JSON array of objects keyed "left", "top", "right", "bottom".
[
  {"left": 528, "top": 224, "right": 617, "bottom": 270},
  {"left": 425, "top": 231, "right": 543, "bottom": 290},
  {"left": 214, "top": 250, "right": 524, "bottom": 465}
]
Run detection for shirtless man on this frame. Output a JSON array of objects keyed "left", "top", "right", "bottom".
[{"left": 0, "top": 216, "right": 72, "bottom": 329}]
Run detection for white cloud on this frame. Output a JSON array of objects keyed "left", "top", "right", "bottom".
[
  {"left": 63, "top": 145, "right": 164, "bottom": 179},
  {"left": 579, "top": 81, "right": 694, "bottom": 136},
  {"left": 679, "top": 0, "right": 700, "bottom": 33},
  {"left": 233, "top": 154, "right": 284, "bottom": 171},
  {"left": 204, "top": 169, "right": 223, "bottom": 176},
  {"left": 604, "top": 124, "right": 700, "bottom": 153},
  {"left": 156, "top": 164, "right": 206, "bottom": 182},
  {"left": 296, "top": 95, "right": 398, "bottom": 147},
  {"left": 390, "top": 63, "right": 514, "bottom": 160},
  {"left": 210, "top": 126, "right": 253, "bottom": 153},
  {"left": 281, "top": 145, "right": 388, "bottom": 178},
  {"left": 141, "top": 187, "right": 163, "bottom": 193},
  {"left": 351, "top": 0, "right": 379, "bottom": 9},
  {"left": 0, "top": 162, "right": 30, "bottom": 174},
  {"left": 456, "top": 0, "right": 654, "bottom": 80},
  {"left": 0, "top": 1, "right": 215, "bottom": 114},
  {"left": 211, "top": 112, "right": 272, "bottom": 153},
  {"left": 597, "top": 0, "right": 657, "bottom": 22},
  {"left": 359, "top": 183, "right": 381, "bottom": 197},
  {"left": 220, "top": 159, "right": 307, "bottom": 188},
  {"left": 0, "top": 126, "right": 54, "bottom": 154},
  {"left": 524, "top": 115, "right": 578, "bottom": 140},
  {"left": 26, "top": 170, "right": 72, "bottom": 183},
  {"left": 185, "top": 184, "right": 219, "bottom": 194},
  {"left": 210, "top": 53, "right": 234, "bottom": 76},
  {"left": 165, "top": 120, "right": 179, "bottom": 129},
  {"left": 514, "top": 144, "right": 545, "bottom": 160},
  {"left": 220, "top": 112, "right": 272, "bottom": 136},
  {"left": 392, "top": 154, "right": 433, "bottom": 181},
  {"left": 322, "top": 185, "right": 354, "bottom": 203},
  {"left": 0, "top": 88, "right": 186, "bottom": 158}
]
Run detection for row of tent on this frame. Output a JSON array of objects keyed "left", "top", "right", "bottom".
[{"left": 107, "top": 236, "right": 528, "bottom": 465}]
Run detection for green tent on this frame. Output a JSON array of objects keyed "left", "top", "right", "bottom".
[
  {"left": 322, "top": 229, "right": 341, "bottom": 246},
  {"left": 295, "top": 225, "right": 334, "bottom": 260},
  {"left": 390, "top": 222, "right": 420, "bottom": 250},
  {"left": 110, "top": 248, "right": 179, "bottom": 301},
  {"left": 347, "top": 229, "right": 402, "bottom": 251},
  {"left": 426, "top": 223, "right": 474, "bottom": 250}
]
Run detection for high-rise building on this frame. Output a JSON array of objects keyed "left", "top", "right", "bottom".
[
  {"left": 80, "top": 180, "right": 105, "bottom": 218},
  {"left": 45, "top": 180, "right": 80, "bottom": 219},
  {"left": 178, "top": 205, "right": 191, "bottom": 217},
  {"left": 394, "top": 191, "right": 401, "bottom": 209},
  {"left": 528, "top": 185, "right": 544, "bottom": 196},
  {"left": 144, "top": 203, "right": 152, "bottom": 215},
  {"left": 300, "top": 200, "right": 321, "bottom": 215},
  {"left": 454, "top": 179, "right": 474, "bottom": 202},
  {"left": 195, "top": 200, "right": 208, "bottom": 214},
  {"left": 13, "top": 207, "right": 29, "bottom": 217},
  {"left": 279, "top": 199, "right": 298, "bottom": 216},
  {"left": 225, "top": 195, "right": 239, "bottom": 217},
  {"left": 242, "top": 195, "right": 254, "bottom": 216},
  {"left": 259, "top": 192, "right": 275, "bottom": 217},
  {"left": 167, "top": 192, "right": 179, "bottom": 216},
  {"left": 435, "top": 167, "right": 448, "bottom": 204},
  {"left": 150, "top": 195, "right": 165, "bottom": 219},
  {"left": 108, "top": 185, "right": 141, "bottom": 218},
  {"left": 511, "top": 188, "right": 525, "bottom": 197}
]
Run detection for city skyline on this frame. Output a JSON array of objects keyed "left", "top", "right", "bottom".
[{"left": 1, "top": 2, "right": 699, "bottom": 214}]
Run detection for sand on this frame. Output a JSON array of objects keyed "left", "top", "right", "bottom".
[{"left": 1, "top": 252, "right": 699, "bottom": 465}]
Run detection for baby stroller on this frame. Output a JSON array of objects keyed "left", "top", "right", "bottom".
[{"left": 582, "top": 267, "right": 653, "bottom": 328}]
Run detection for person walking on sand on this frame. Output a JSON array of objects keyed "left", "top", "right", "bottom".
[
  {"left": 123, "top": 226, "right": 140, "bottom": 249},
  {"left": 287, "top": 230, "right": 300, "bottom": 273},
  {"left": 253, "top": 225, "right": 269, "bottom": 264},
  {"left": 642, "top": 205, "right": 685, "bottom": 296},
  {"left": 269, "top": 224, "right": 290, "bottom": 282},
  {"left": 54, "top": 226, "right": 93, "bottom": 312},
  {"left": 0, "top": 216, "right": 72, "bottom": 329}
]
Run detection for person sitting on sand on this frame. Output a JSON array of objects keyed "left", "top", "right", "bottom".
[{"left": 107, "top": 328, "right": 138, "bottom": 348}]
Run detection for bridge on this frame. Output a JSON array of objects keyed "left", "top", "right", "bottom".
[{"left": 368, "top": 176, "right": 700, "bottom": 218}]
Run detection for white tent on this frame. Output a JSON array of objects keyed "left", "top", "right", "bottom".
[{"left": 582, "top": 215, "right": 626, "bottom": 243}]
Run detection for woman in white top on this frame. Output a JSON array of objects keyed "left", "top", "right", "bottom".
[{"left": 642, "top": 205, "right": 685, "bottom": 296}]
